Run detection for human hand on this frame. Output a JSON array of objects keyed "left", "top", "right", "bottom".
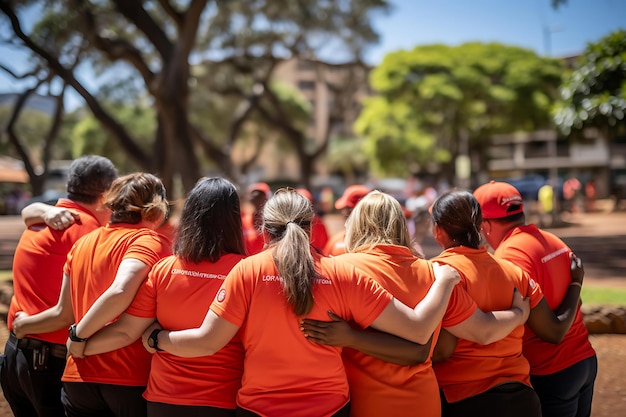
[
  {"left": 142, "top": 321, "right": 162, "bottom": 354},
  {"left": 12, "top": 311, "right": 30, "bottom": 339},
  {"left": 300, "top": 311, "right": 354, "bottom": 347},
  {"left": 44, "top": 207, "right": 80, "bottom": 230},
  {"left": 570, "top": 252, "right": 584, "bottom": 285},
  {"left": 432, "top": 262, "right": 461, "bottom": 286},
  {"left": 512, "top": 288, "right": 531, "bottom": 323},
  {"left": 67, "top": 339, "right": 86, "bottom": 358}
]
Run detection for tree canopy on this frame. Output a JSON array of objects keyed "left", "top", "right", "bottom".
[
  {"left": 0, "top": 0, "right": 389, "bottom": 194},
  {"left": 554, "top": 29, "right": 626, "bottom": 137},
  {"left": 356, "top": 42, "right": 564, "bottom": 180}
]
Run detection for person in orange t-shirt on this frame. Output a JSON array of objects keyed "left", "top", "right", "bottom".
[
  {"left": 145, "top": 188, "right": 463, "bottom": 417},
  {"left": 2, "top": 155, "right": 117, "bottom": 417},
  {"left": 323, "top": 184, "right": 370, "bottom": 256},
  {"left": 430, "top": 190, "right": 544, "bottom": 417},
  {"left": 13, "top": 173, "right": 172, "bottom": 417},
  {"left": 474, "top": 181, "right": 597, "bottom": 417},
  {"left": 241, "top": 182, "right": 270, "bottom": 255},
  {"left": 82, "top": 177, "right": 247, "bottom": 417},
  {"left": 299, "top": 191, "right": 529, "bottom": 417}
]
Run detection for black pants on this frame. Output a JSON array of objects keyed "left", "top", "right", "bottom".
[
  {"left": 62, "top": 381, "right": 147, "bottom": 417},
  {"left": 441, "top": 382, "right": 542, "bottom": 417},
  {"left": 147, "top": 401, "right": 235, "bottom": 417},
  {"left": 236, "top": 402, "right": 350, "bottom": 417},
  {"left": 530, "top": 355, "right": 598, "bottom": 417},
  {"left": 0, "top": 333, "right": 67, "bottom": 417}
]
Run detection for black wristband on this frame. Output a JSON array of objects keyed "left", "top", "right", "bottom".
[
  {"left": 68, "top": 324, "right": 88, "bottom": 342},
  {"left": 147, "top": 328, "right": 164, "bottom": 352}
]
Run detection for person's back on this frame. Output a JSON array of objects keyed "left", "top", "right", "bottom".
[
  {"left": 213, "top": 250, "right": 392, "bottom": 416},
  {"left": 338, "top": 248, "right": 441, "bottom": 417},
  {"left": 495, "top": 225, "right": 595, "bottom": 375},
  {"left": 474, "top": 180, "right": 597, "bottom": 417},
  {"left": 63, "top": 222, "right": 171, "bottom": 386},
  {"left": 432, "top": 247, "right": 541, "bottom": 401},
  {"left": 2, "top": 155, "right": 116, "bottom": 417}
]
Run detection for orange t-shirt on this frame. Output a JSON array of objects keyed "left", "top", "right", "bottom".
[
  {"left": 432, "top": 245, "right": 543, "bottom": 403},
  {"left": 210, "top": 250, "right": 393, "bottom": 417},
  {"left": 323, "top": 230, "right": 347, "bottom": 256},
  {"left": 62, "top": 223, "right": 172, "bottom": 386},
  {"left": 495, "top": 225, "right": 596, "bottom": 375},
  {"left": 336, "top": 245, "right": 477, "bottom": 417},
  {"left": 8, "top": 199, "right": 101, "bottom": 345},
  {"left": 126, "top": 253, "right": 245, "bottom": 408}
]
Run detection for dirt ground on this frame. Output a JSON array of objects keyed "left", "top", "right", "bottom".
[{"left": 1, "top": 206, "right": 625, "bottom": 416}]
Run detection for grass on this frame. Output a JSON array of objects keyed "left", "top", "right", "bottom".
[
  {"left": 582, "top": 286, "right": 626, "bottom": 306},
  {"left": 0, "top": 269, "right": 624, "bottom": 305}
]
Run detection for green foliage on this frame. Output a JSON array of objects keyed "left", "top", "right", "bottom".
[
  {"left": 554, "top": 30, "right": 626, "bottom": 135},
  {"left": 357, "top": 42, "right": 563, "bottom": 177},
  {"left": 582, "top": 285, "right": 626, "bottom": 306}
]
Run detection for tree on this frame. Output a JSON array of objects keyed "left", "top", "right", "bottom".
[
  {"left": 553, "top": 30, "right": 626, "bottom": 138},
  {"left": 0, "top": 0, "right": 389, "bottom": 194},
  {"left": 356, "top": 43, "right": 564, "bottom": 182}
]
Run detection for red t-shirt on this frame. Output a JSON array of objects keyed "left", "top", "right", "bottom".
[
  {"left": 62, "top": 223, "right": 172, "bottom": 385},
  {"left": 241, "top": 212, "right": 265, "bottom": 255},
  {"left": 8, "top": 199, "right": 101, "bottom": 344},
  {"left": 495, "top": 224, "right": 596, "bottom": 375},
  {"left": 432, "top": 245, "right": 543, "bottom": 403},
  {"left": 210, "top": 249, "right": 393, "bottom": 417},
  {"left": 336, "top": 245, "right": 477, "bottom": 417},
  {"left": 310, "top": 214, "right": 329, "bottom": 253},
  {"left": 126, "top": 253, "right": 245, "bottom": 408}
]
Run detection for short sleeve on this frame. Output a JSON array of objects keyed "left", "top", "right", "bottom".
[
  {"left": 342, "top": 264, "right": 393, "bottom": 329},
  {"left": 524, "top": 271, "right": 544, "bottom": 309},
  {"left": 210, "top": 261, "right": 251, "bottom": 327},
  {"left": 442, "top": 285, "right": 477, "bottom": 328}
]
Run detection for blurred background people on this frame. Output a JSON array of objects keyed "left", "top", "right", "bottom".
[
  {"left": 474, "top": 181, "right": 597, "bottom": 417},
  {"left": 296, "top": 187, "right": 329, "bottom": 253},
  {"left": 83, "top": 177, "right": 247, "bottom": 417},
  {"left": 1, "top": 155, "right": 117, "bottom": 417},
  {"left": 324, "top": 185, "right": 370, "bottom": 256},
  {"left": 241, "top": 182, "right": 271, "bottom": 255},
  {"left": 12, "top": 172, "right": 172, "bottom": 417}
]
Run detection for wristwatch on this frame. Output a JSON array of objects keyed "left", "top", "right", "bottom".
[
  {"left": 147, "top": 328, "right": 164, "bottom": 351},
  {"left": 68, "top": 324, "right": 88, "bottom": 342}
]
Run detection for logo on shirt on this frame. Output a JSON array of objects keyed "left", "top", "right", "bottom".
[
  {"left": 529, "top": 278, "right": 537, "bottom": 289},
  {"left": 216, "top": 289, "right": 227, "bottom": 303}
]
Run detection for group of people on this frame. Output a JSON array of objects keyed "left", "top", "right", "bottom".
[{"left": 0, "top": 154, "right": 596, "bottom": 417}]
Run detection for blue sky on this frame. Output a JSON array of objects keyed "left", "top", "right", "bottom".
[
  {"left": 365, "top": 0, "right": 626, "bottom": 63},
  {"left": 1, "top": 0, "right": 625, "bottom": 108}
]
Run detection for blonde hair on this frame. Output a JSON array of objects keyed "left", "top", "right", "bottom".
[
  {"left": 263, "top": 188, "right": 316, "bottom": 316},
  {"left": 345, "top": 190, "right": 420, "bottom": 256},
  {"left": 105, "top": 172, "right": 169, "bottom": 225}
]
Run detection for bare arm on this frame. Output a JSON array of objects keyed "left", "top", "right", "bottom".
[
  {"left": 526, "top": 253, "right": 584, "bottom": 344},
  {"left": 445, "top": 289, "right": 530, "bottom": 345},
  {"left": 21, "top": 202, "right": 79, "bottom": 229},
  {"left": 301, "top": 311, "right": 432, "bottom": 366},
  {"left": 83, "top": 314, "right": 155, "bottom": 356},
  {"left": 12, "top": 273, "right": 74, "bottom": 338},
  {"left": 432, "top": 329, "right": 458, "bottom": 363},
  {"left": 369, "top": 262, "right": 460, "bottom": 345},
  {"left": 148, "top": 309, "right": 240, "bottom": 358}
]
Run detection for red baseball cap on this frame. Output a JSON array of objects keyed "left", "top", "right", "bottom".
[
  {"left": 247, "top": 182, "right": 271, "bottom": 198},
  {"left": 296, "top": 188, "right": 313, "bottom": 203},
  {"left": 335, "top": 185, "right": 370, "bottom": 210},
  {"left": 473, "top": 181, "right": 524, "bottom": 219}
]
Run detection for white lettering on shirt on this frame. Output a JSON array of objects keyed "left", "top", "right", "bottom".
[
  {"left": 171, "top": 268, "right": 227, "bottom": 280},
  {"left": 540, "top": 247, "right": 569, "bottom": 264}
]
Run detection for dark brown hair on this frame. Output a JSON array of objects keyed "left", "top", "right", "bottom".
[{"left": 431, "top": 190, "right": 483, "bottom": 249}]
